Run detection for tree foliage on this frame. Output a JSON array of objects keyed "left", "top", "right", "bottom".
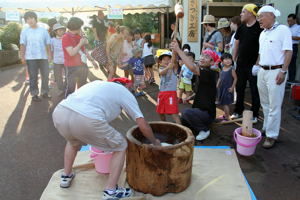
[
  {"left": 122, "top": 13, "right": 158, "bottom": 33},
  {"left": 39, "top": 18, "right": 49, "bottom": 24},
  {"left": 0, "top": 22, "right": 22, "bottom": 50}
]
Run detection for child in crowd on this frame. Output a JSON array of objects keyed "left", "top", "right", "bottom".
[
  {"left": 178, "top": 52, "right": 195, "bottom": 104},
  {"left": 51, "top": 23, "right": 66, "bottom": 93},
  {"left": 142, "top": 34, "right": 156, "bottom": 84},
  {"left": 120, "top": 30, "right": 134, "bottom": 80},
  {"left": 182, "top": 44, "right": 191, "bottom": 53},
  {"left": 133, "top": 29, "right": 144, "bottom": 49},
  {"left": 217, "top": 53, "right": 237, "bottom": 121},
  {"left": 156, "top": 51, "right": 181, "bottom": 124},
  {"left": 128, "top": 48, "right": 146, "bottom": 97}
]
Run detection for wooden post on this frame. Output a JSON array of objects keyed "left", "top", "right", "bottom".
[
  {"left": 126, "top": 121, "right": 195, "bottom": 196},
  {"left": 160, "top": 13, "right": 165, "bottom": 49},
  {"left": 242, "top": 110, "right": 253, "bottom": 137}
]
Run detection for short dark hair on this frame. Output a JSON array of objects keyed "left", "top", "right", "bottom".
[
  {"left": 48, "top": 18, "right": 57, "bottom": 28},
  {"left": 134, "top": 29, "right": 142, "bottom": 35},
  {"left": 221, "top": 53, "right": 233, "bottom": 61},
  {"left": 288, "top": 13, "right": 296, "bottom": 19},
  {"left": 24, "top": 11, "right": 37, "bottom": 21},
  {"left": 230, "top": 16, "right": 241, "bottom": 27},
  {"left": 98, "top": 10, "right": 104, "bottom": 16},
  {"left": 187, "top": 52, "right": 195, "bottom": 60},
  {"left": 144, "top": 34, "right": 152, "bottom": 48},
  {"left": 67, "top": 17, "right": 84, "bottom": 31},
  {"left": 182, "top": 44, "right": 191, "bottom": 51},
  {"left": 128, "top": 30, "right": 134, "bottom": 36}
]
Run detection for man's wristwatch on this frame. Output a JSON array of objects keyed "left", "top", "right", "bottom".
[{"left": 280, "top": 69, "right": 287, "bottom": 75}]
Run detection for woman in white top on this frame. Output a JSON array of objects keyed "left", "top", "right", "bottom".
[
  {"left": 120, "top": 31, "right": 134, "bottom": 80},
  {"left": 142, "top": 34, "right": 156, "bottom": 84},
  {"left": 229, "top": 16, "right": 241, "bottom": 55}
]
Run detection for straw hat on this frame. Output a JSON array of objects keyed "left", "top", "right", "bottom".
[
  {"left": 217, "top": 18, "right": 230, "bottom": 29},
  {"left": 201, "top": 15, "right": 216, "bottom": 24}
]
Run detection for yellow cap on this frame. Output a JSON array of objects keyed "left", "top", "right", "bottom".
[{"left": 243, "top": 4, "right": 258, "bottom": 17}]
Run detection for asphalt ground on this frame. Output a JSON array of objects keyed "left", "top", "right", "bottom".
[{"left": 0, "top": 64, "right": 299, "bottom": 200}]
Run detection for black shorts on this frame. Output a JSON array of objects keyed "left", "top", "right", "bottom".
[{"left": 144, "top": 55, "right": 155, "bottom": 67}]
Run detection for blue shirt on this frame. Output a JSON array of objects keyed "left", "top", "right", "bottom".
[
  {"left": 51, "top": 37, "right": 64, "bottom": 64},
  {"left": 129, "top": 57, "right": 144, "bottom": 75},
  {"left": 181, "top": 65, "right": 193, "bottom": 84},
  {"left": 20, "top": 27, "right": 51, "bottom": 60}
]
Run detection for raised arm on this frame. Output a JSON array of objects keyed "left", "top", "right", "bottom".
[
  {"left": 170, "top": 40, "right": 200, "bottom": 75},
  {"left": 65, "top": 38, "right": 87, "bottom": 56}
]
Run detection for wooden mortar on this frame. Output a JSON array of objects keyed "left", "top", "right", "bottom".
[{"left": 126, "top": 121, "right": 195, "bottom": 196}]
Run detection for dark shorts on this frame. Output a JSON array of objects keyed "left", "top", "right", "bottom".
[{"left": 144, "top": 55, "right": 155, "bottom": 67}]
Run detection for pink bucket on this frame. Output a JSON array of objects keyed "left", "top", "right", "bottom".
[
  {"left": 90, "top": 146, "right": 113, "bottom": 174},
  {"left": 233, "top": 127, "right": 262, "bottom": 156}
]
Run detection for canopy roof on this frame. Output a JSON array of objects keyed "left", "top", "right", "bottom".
[{"left": 0, "top": 0, "right": 174, "bottom": 14}]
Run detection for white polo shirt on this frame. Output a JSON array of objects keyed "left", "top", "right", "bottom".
[
  {"left": 259, "top": 23, "right": 293, "bottom": 66},
  {"left": 289, "top": 23, "right": 300, "bottom": 44}
]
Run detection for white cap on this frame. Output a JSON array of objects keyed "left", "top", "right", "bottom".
[
  {"left": 158, "top": 51, "right": 172, "bottom": 60},
  {"left": 258, "top": 5, "right": 281, "bottom": 17},
  {"left": 53, "top": 23, "right": 66, "bottom": 31}
]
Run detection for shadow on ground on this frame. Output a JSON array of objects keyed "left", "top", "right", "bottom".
[{"left": 0, "top": 65, "right": 299, "bottom": 200}]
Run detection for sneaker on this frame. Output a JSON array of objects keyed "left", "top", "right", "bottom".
[
  {"left": 32, "top": 95, "right": 41, "bottom": 102},
  {"left": 262, "top": 137, "right": 276, "bottom": 149},
  {"left": 42, "top": 93, "right": 52, "bottom": 99},
  {"left": 196, "top": 130, "right": 211, "bottom": 141},
  {"left": 252, "top": 117, "right": 258, "bottom": 124},
  {"left": 102, "top": 186, "right": 132, "bottom": 200},
  {"left": 148, "top": 77, "right": 155, "bottom": 84},
  {"left": 60, "top": 172, "right": 75, "bottom": 188},
  {"left": 230, "top": 113, "right": 242, "bottom": 119}
]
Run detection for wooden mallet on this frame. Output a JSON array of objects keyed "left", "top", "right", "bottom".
[{"left": 172, "top": 2, "right": 184, "bottom": 41}]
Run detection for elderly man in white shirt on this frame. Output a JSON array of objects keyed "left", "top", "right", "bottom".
[
  {"left": 255, "top": 6, "right": 293, "bottom": 148},
  {"left": 287, "top": 13, "right": 300, "bottom": 82}
]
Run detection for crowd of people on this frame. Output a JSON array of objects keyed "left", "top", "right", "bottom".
[{"left": 19, "top": 4, "right": 299, "bottom": 199}]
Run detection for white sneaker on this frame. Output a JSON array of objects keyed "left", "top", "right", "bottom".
[
  {"left": 60, "top": 172, "right": 75, "bottom": 188},
  {"left": 103, "top": 186, "right": 133, "bottom": 200},
  {"left": 252, "top": 117, "right": 258, "bottom": 124},
  {"left": 230, "top": 113, "right": 242, "bottom": 119},
  {"left": 196, "top": 130, "right": 211, "bottom": 141}
]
